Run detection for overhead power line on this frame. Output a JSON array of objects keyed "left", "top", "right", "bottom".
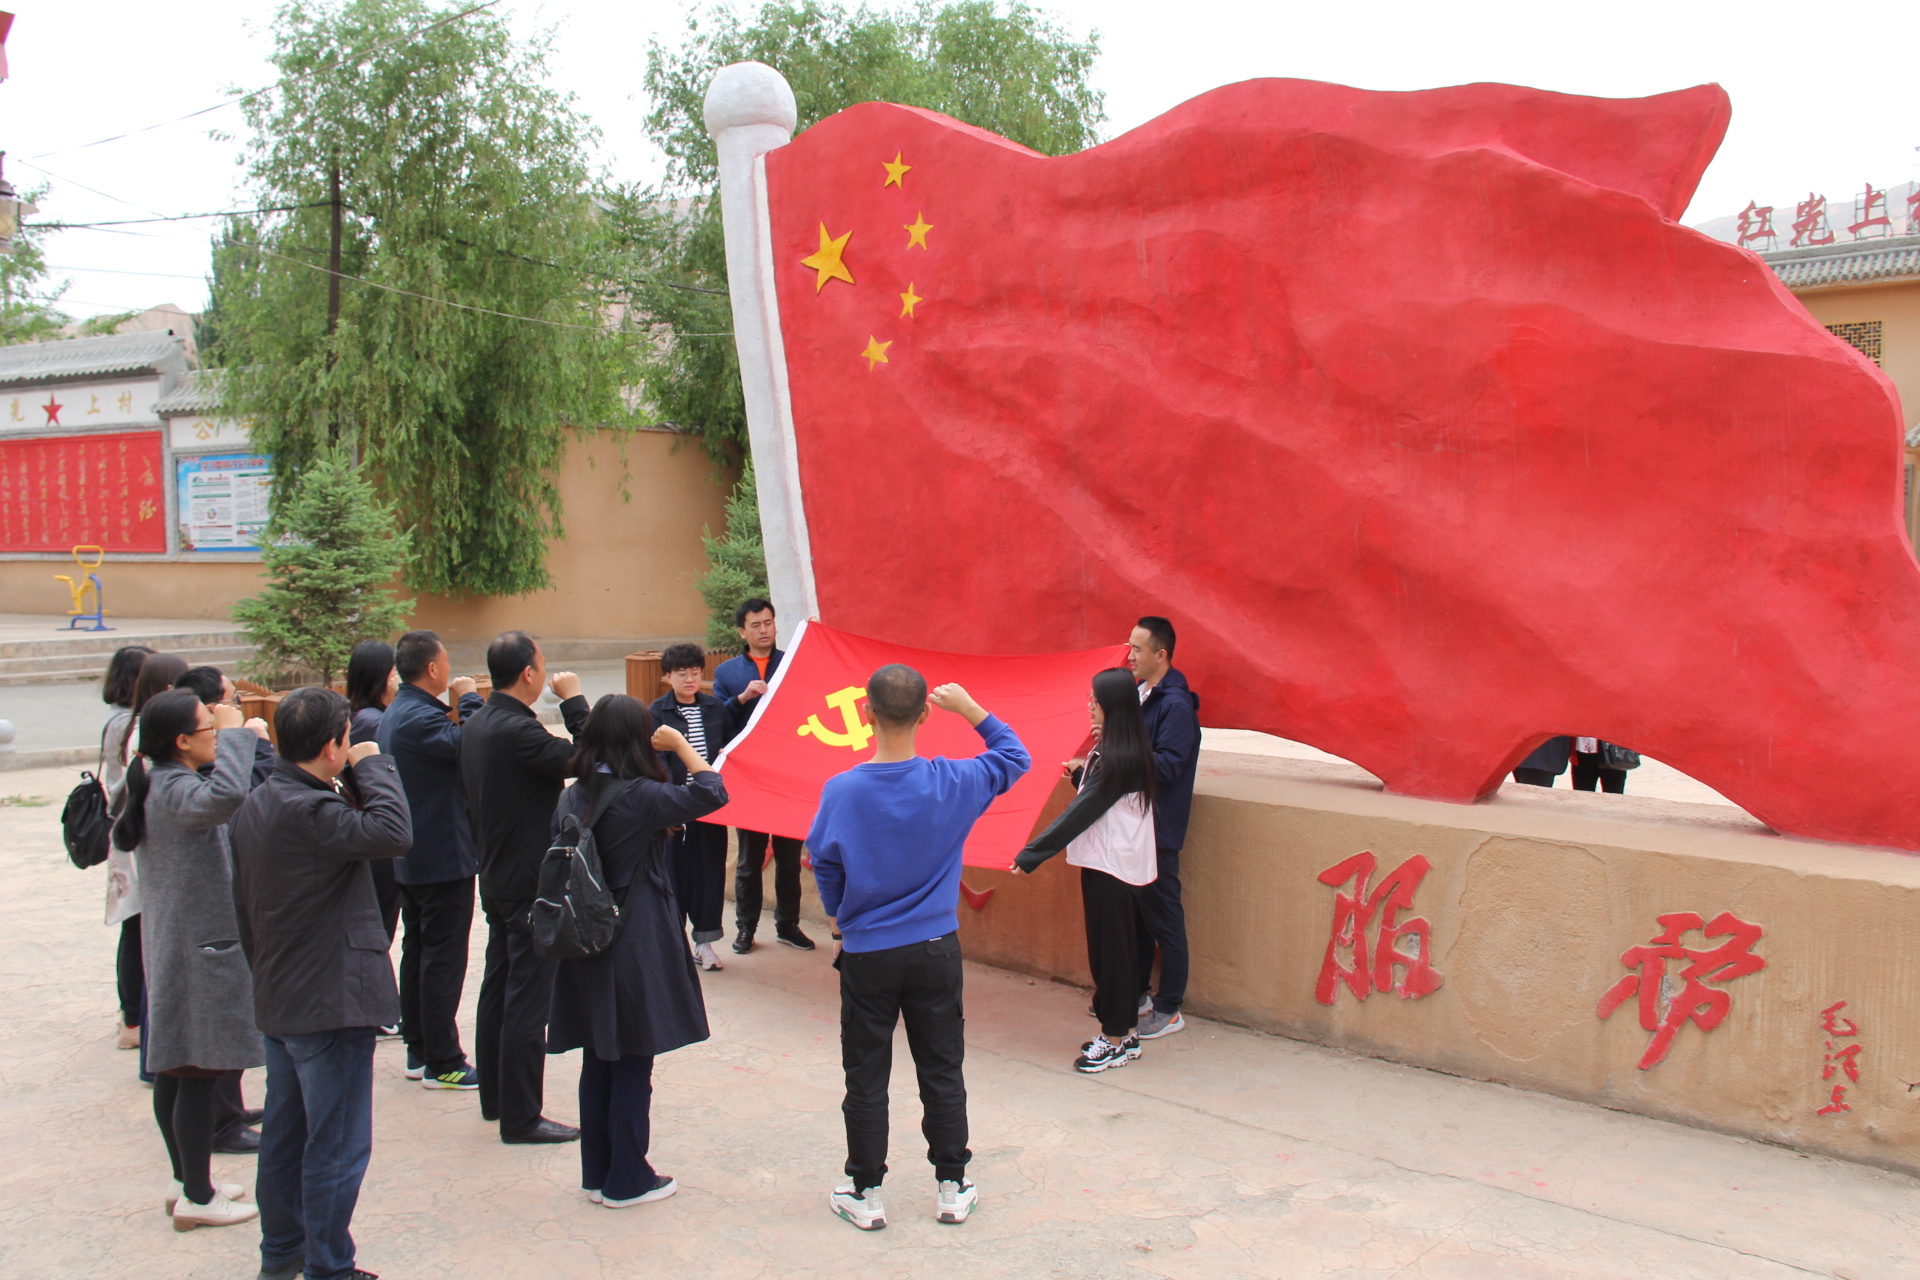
[
  {"left": 23, "top": 0, "right": 505, "bottom": 161},
  {"left": 29, "top": 203, "right": 332, "bottom": 229}
]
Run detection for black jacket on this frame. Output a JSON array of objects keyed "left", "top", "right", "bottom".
[
  {"left": 198, "top": 733, "right": 277, "bottom": 790},
  {"left": 460, "top": 689, "right": 592, "bottom": 902},
  {"left": 1517, "top": 735, "right": 1573, "bottom": 776},
  {"left": 546, "top": 769, "right": 728, "bottom": 1061},
  {"left": 647, "top": 691, "right": 747, "bottom": 781},
  {"left": 377, "top": 682, "right": 485, "bottom": 886},
  {"left": 1141, "top": 668, "right": 1201, "bottom": 850},
  {"left": 230, "top": 756, "right": 413, "bottom": 1035}
]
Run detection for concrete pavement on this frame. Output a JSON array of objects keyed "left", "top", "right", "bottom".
[{"left": 1, "top": 763, "right": 1911, "bottom": 1279}]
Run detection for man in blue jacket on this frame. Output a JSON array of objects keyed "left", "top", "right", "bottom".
[
  {"left": 711, "top": 597, "right": 812, "bottom": 954},
  {"left": 376, "top": 629, "right": 485, "bottom": 1091},
  {"left": 808, "top": 666, "right": 1029, "bottom": 1233},
  {"left": 1130, "top": 616, "right": 1200, "bottom": 1041}
]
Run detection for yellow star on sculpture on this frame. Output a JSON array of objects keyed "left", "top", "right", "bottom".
[
  {"left": 882, "top": 152, "right": 912, "bottom": 188},
  {"left": 904, "top": 212, "right": 932, "bottom": 249},
  {"left": 801, "top": 223, "right": 854, "bottom": 291},
  {"left": 899, "top": 282, "right": 923, "bottom": 318},
  {"left": 861, "top": 335, "right": 892, "bottom": 370}
]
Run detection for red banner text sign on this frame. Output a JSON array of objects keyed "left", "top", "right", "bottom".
[{"left": 0, "top": 430, "right": 166, "bottom": 553}]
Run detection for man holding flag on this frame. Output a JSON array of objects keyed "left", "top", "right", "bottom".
[{"left": 806, "top": 666, "right": 1029, "bottom": 1232}]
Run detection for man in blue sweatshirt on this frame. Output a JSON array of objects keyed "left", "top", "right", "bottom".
[{"left": 807, "top": 664, "right": 1030, "bottom": 1233}]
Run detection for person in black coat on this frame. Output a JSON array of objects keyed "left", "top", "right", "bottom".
[
  {"left": 1512, "top": 736, "right": 1573, "bottom": 787},
  {"left": 548, "top": 694, "right": 727, "bottom": 1209},
  {"left": 648, "top": 642, "right": 749, "bottom": 972},
  {"left": 344, "top": 640, "right": 403, "bottom": 946}
]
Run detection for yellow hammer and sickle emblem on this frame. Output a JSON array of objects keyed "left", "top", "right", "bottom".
[{"left": 797, "top": 684, "right": 873, "bottom": 751}]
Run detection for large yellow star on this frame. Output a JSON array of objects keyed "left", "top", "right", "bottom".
[
  {"left": 882, "top": 152, "right": 911, "bottom": 188},
  {"left": 861, "top": 336, "right": 892, "bottom": 370},
  {"left": 904, "top": 212, "right": 932, "bottom": 249},
  {"left": 801, "top": 223, "right": 854, "bottom": 291},
  {"left": 899, "top": 282, "right": 923, "bottom": 318}
]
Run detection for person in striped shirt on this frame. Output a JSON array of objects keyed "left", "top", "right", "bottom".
[{"left": 648, "top": 643, "right": 749, "bottom": 972}]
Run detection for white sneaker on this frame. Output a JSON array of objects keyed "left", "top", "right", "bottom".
[
  {"left": 172, "top": 1189, "right": 260, "bottom": 1231},
  {"left": 693, "top": 943, "right": 723, "bottom": 971},
  {"left": 936, "top": 1178, "right": 977, "bottom": 1224},
  {"left": 830, "top": 1181, "right": 886, "bottom": 1230},
  {"left": 165, "top": 1178, "right": 247, "bottom": 1215},
  {"left": 602, "top": 1176, "right": 677, "bottom": 1207}
]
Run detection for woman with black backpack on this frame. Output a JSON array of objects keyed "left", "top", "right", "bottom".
[
  {"left": 546, "top": 693, "right": 728, "bottom": 1209},
  {"left": 95, "top": 644, "right": 151, "bottom": 1050}
]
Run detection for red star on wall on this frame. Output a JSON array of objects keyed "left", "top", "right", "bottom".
[{"left": 42, "top": 395, "right": 62, "bottom": 426}]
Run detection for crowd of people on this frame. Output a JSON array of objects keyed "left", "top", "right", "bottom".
[{"left": 88, "top": 601, "right": 1206, "bottom": 1274}]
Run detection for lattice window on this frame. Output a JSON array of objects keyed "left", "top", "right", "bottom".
[{"left": 1825, "top": 320, "right": 1884, "bottom": 365}]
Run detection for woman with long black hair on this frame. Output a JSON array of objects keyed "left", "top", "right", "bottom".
[
  {"left": 546, "top": 694, "right": 728, "bottom": 1209},
  {"left": 113, "top": 687, "right": 262, "bottom": 1230},
  {"left": 98, "top": 643, "right": 152, "bottom": 1050},
  {"left": 1012, "top": 667, "right": 1159, "bottom": 1073},
  {"left": 345, "top": 640, "right": 404, "bottom": 949}
]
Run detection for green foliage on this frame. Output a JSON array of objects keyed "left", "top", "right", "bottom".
[
  {"left": 696, "top": 461, "right": 770, "bottom": 649},
  {"left": 1, "top": 185, "right": 71, "bottom": 345},
  {"left": 232, "top": 446, "right": 415, "bottom": 687},
  {"left": 76, "top": 310, "right": 139, "bottom": 337},
  {"left": 213, "top": 0, "right": 642, "bottom": 597}
]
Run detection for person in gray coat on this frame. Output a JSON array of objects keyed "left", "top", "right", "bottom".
[
  {"left": 232, "top": 686, "right": 413, "bottom": 1280},
  {"left": 110, "top": 688, "right": 262, "bottom": 1232}
]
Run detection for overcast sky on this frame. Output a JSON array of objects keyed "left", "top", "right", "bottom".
[{"left": 8, "top": 0, "right": 1917, "bottom": 319}]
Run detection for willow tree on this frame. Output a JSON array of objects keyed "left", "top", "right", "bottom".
[
  {"left": 610, "top": 1, "right": 1105, "bottom": 633},
  {"left": 1, "top": 185, "right": 70, "bottom": 345},
  {"left": 212, "top": 0, "right": 636, "bottom": 596}
]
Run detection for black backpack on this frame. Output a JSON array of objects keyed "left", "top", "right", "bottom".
[
  {"left": 62, "top": 771, "right": 113, "bottom": 870},
  {"left": 530, "top": 780, "right": 637, "bottom": 962}
]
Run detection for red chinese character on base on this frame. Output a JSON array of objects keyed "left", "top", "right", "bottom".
[
  {"left": 1791, "top": 193, "right": 1835, "bottom": 247},
  {"left": 1815, "top": 999, "right": 1862, "bottom": 1117},
  {"left": 1816, "top": 1085, "right": 1851, "bottom": 1116},
  {"left": 1596, "top": 911, "right": 1766, "bottom": 1069},
  {"left": 1314, "top": 851, "right": 1444, "bottom": 1005},
  {"left": 1736, "top": 200, "right": 1776, "bottom": 247},
  {"left": 1848, "top": 183, "right": 1891, "bottom": 239}
]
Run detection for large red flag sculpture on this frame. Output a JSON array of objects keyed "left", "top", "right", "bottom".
[
  {"left": 710, "top": 622, "right": 1126, "bottom": 868},
  {"left": 706, "top": 70, "right": 1920, "bottom": 851}
]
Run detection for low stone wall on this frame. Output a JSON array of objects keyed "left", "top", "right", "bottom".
[{"left": 956, "top": 750, "right": 1920, "bottom": 1176}]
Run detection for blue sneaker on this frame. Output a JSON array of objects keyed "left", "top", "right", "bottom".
[{"left": 422, "top": 1065, "right": 478, "bottom": 1090}]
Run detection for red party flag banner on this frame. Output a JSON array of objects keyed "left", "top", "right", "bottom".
[{"left": 711, "top": 621, "right": 1126, "bottom": 868}]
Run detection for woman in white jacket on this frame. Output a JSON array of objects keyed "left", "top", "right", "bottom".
[{"left": 1011, "top": 667, "right": 1159, "bottom": 1073}]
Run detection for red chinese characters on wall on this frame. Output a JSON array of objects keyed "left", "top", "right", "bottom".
[
  {"left": 1816, "top": 1001, "right": 1862, "bottom": 1116},
  {"left": 0, "top": 431, "right": 167, "bottom": 553},
  {"left": 1596, "top": 911, "right": 1766, "bottom": 1069},
  {"left": 1314, "top": 851, "right": 1444, "bottom": 1006}
]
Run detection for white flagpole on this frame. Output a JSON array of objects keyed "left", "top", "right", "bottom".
[{"left": 703, "top": 62, "right": 818, "bottom": 648}]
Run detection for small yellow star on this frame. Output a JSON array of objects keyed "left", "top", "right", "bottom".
[
  {"left": 899, "top": 283, "right": 923, "bottom": 318},
  {"left": 861, "top": 336, "right": 892, "bottom": 370},
  {"left": 882, "top": 152, "right": 911, "bottom": 188},
  {"left": 904, "top": 212, "right": 932, "bottom": 249},
  {"left": 801, "top": 223, "right": 854, "bottom": 292}
]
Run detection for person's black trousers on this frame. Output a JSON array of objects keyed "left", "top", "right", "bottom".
[
  {"left": 1083, "top": 868, "right": 1149, "bottom": 1038},
  {"left": 1571, "top": 752, "right": 1628, "bottom": 794},
  {"left": 370, "top": 858, "right": 403, "bottom": 942},
  {"left": 734, "top": 829, "right": 804, "bottom": 933},
  {"left": 670, "top": 821, "right": 729, "bottom": 944},
  {"left": 837, "top": 933, "right": 969, "bottom": 1195},
  {"left": 476, "top": 897, "right": 559, "bottom": 1135},
  {"left": 212, "top": 1070, "right": 250, "bottom": 1144},
  {"left": 1135, "top": 847, "right": 1190, "bottom": 1015},
  {"left": 1512, "top": 767, "right": 1559, "bottom": 787},
  {"left": 116, "top": 915, "right": 143, "bottom": 1027},
  {"left": 578, "top": 1054, "right": 657, "bottom": 1201},
  {"left": 398, "top": 876, "right": 474, "bottom": 1074}
]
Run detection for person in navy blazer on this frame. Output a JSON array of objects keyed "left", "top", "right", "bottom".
[{"left": 709, "top": 598, "right": 816, "bottom": 955}]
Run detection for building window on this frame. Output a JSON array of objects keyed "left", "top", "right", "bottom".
[{"left": 1825, "top": 320, "right": 1884, "bottom": 365}]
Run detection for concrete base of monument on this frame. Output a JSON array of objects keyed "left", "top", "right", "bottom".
[{"left": 956, "top": 748, "right": 1920, "bottom": 1178}]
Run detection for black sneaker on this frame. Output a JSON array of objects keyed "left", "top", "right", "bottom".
[
  {"left": 731, "top": 927, "right": 755, "bottom": 955},
  {"left": 776, "top": 924, "right": 817, "bottom": 951},
  {"left": 1073, "top": 1034, "right": 1141, "bottom": 1074}
]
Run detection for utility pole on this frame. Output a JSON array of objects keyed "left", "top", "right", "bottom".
[{"left": 326, "top": 164, "right": 342, "bottom": 338}]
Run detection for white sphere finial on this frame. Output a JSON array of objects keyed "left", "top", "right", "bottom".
[{"left": 704, "top": 62, "right": 798, "bottom": 137}]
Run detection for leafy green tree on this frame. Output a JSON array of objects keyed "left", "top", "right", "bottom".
[
  {"left": 212, "top": 0, "right": 640, "bottom": 597},
  {"left": 232, "top": 445, "right": 414, "bottom": 687},
  {"left": 620, "top": 1, "right": 1105, "bottom": 635},
  {"left": 696, "top": 461, "right": 770, "bottom": 650},
  {"left": 1, "top": 185, "right": 71, "bottom": 345}
]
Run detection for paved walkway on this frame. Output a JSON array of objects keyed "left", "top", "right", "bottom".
[{"left": 2, "top": 763, "right": 1911, "bottom": 1279}]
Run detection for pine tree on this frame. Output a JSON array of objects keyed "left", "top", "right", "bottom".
[
  {"left": 232, "top": 447, "right": 414, "bottom": 686},
  {"left": 696, "top": 461, "right": 769, "bottom": 650}
]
